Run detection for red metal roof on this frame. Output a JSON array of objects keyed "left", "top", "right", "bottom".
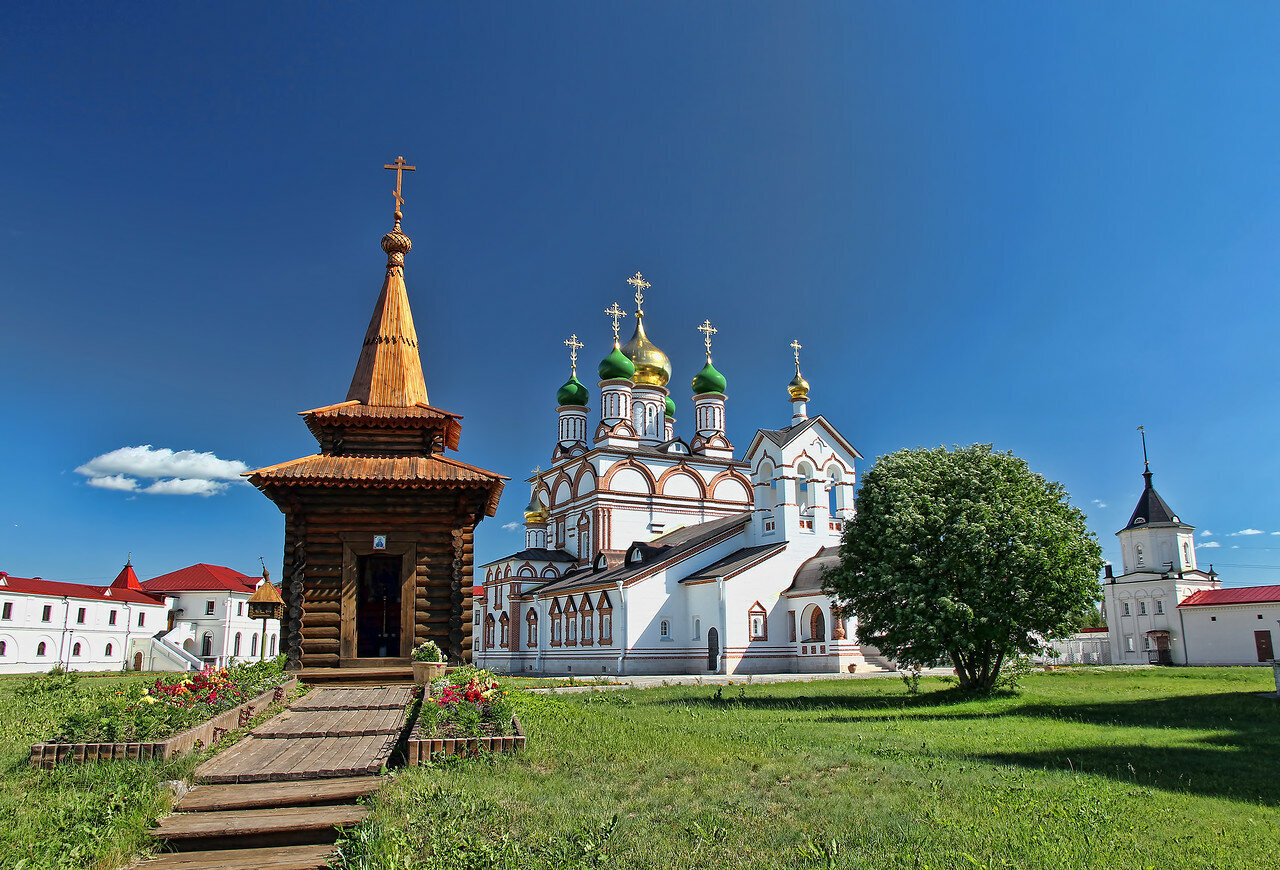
[
  {"left": 1179, "top": 585, "right": 1280, "bottom": 607},
  {"left": 1078, "top": 627, "right": 1110, "bottom": 633},
  {"left": 144, "top": 563, "right": 260, "bottom": 593},
  {"left": 0, "top": 572, "right": 165, "bottom": 605}
]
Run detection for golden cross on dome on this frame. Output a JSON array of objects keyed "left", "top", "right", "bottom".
[
  {"left": 564, "top": 333, "right": 584, "bottom": 376},
  {"left": 790, "top": 339, "right": 803, "bottom": 373},
  {"left": 604, "top": 302, "right": 627, "bottom": 341},
  {"left": 384, "top": 156, "right": 416, "bottom": 213},
  {"left": 698, "top": 319, "right": 717, "bottom": 359},
  {"left": 627, "top": 271, "right": 651, "bottom": 314},
  {"left": 531, "top": 464, "right": 542, "bottom": 478}
]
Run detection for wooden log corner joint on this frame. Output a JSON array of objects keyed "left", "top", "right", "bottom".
[{"left": 244, "top": 163, "right": 507, "bottom": 672}]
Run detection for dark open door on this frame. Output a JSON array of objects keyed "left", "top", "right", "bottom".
[
  {"left": 707, "top": 627, "right": 719, "bottom": 672},
  {"left": 357, "top": 554, "right": 403, "bottom": 658},
  {"left": 1255, "top": 630, "right": 1274, "bottom": 663}
]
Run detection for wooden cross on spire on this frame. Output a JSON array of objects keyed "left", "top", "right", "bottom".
[
  {"left": 604, "top": 302, "right": 627, "bottom": 341},
  {"left": 384, "top": 156, "right": 416, "bottom": 214},
  {"left": 698, "top": 319, "right": 717, "bottom": 360},
  {"left": 790, "top": 339, "right": 803, "bottom": 373},
  {"left": 627, "top": 271, "right": 651, "bottom": 315},
  {"left": 564, "top": 334, "right": 584, "bottom": 376}
]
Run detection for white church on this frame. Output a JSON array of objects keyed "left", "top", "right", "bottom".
[
  {"left": 1102, "top": 459, "right": 1280, "bottom": 667},
  {"left": 475, "top": 274, "right": 870, "bottom": 676}
]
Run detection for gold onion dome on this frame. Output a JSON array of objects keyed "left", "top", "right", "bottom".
[
  {"left": 523, "top": 489, "right": 549, "bottom": 524},
  {"left": 788, "top": 371, "right": 810, "bottom": 400},
  {"left": 621, "top": 314, "right": 671, "bottom": 387}
]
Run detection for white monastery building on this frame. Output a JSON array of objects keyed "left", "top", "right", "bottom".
[
  {"left": 0, "top": 560, "right": 282, "bottom": 673},
  {"left": 475, "top": 275, "right": 869, "bottom": 676},
  {"left": 1103, "top": 461, "right": 1280, "bottom": 666}
]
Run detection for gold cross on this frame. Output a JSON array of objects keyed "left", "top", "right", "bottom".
[
  {"left": 564, "top": 333, "right": 584, "bottom": 376},
  {"left": 790, "top": 339, "right": 803, "bottom": 373},
  {"left": 604, "top": 302, "right": 627, "bottom": 341},
  {"left": 531, "top": 465, "right": 542, "bottom": 478},
  {"left": 384, "top": 156, "right": 416, "bottom": 213},
  {"left": 697, "top": 319, "right": 717, "bottom": 358},
  {"left": 627, "top": 272, "right": 651, "bottom": 314}
]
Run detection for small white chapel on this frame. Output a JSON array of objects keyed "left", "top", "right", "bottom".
[{"left": 475, "top": 273, "right": 869, "bottom": 676}]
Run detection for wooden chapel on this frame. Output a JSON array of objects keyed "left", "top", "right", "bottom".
[{"left": 247, "top": 159, "right": 506, "bottom": 670}]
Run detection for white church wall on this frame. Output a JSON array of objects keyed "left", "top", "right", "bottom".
[{"left": 1180, "top": 604, "right": 1280, "bottom": 665}]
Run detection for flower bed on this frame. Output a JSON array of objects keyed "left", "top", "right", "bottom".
[
  {"left": 407, "top": 669, "right": 525, "bottom": 762},
  {"left": 29, "top": 659, "right": 296, "bottom": 768}
]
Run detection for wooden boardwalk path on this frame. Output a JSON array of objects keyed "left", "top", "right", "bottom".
[
  {"left": 136, "top": 685, "right": 416, "bottom": 869},
  {"left": 192, "top": 686, "right": 413, "bottom": 784}
]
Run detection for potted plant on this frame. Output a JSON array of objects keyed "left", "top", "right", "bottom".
[{"left": 411, "top": 640, "right": 446, "bottom": 686}]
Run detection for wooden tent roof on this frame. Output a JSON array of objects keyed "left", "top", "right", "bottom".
[{"left": 345, "top": 257, "right": 429, "bottom": 406}]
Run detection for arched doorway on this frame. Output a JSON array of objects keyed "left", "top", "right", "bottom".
[
  {"left": 809, "top": 607, "right": 826, "bottom": 642},
  {"left": 133, "top": 652, "right": 144, "bottom": 671},
  {"left": 707, "top": 627, "right": 720, "bottom": 672}
]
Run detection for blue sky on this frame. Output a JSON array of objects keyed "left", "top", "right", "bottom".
[{"left": 3, "top": 2, "right": 1280, "bottom": 586}]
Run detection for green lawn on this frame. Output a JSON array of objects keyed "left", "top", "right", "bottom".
[
  {"left": 337, "top": 668, "right": 1280, "bottom": 870},
  {"left": 0, "top": 670, "right": 301, "bottom": 870}
]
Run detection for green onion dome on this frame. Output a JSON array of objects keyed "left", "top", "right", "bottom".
[
  {"left": 556, "top": 374, "right": 589, "bottom": 407},
  {"left": 691, "top": 359, "right": 727, "bottom": 395},
  {"left": 664, "top": 396, "right": 677, "bottom": 419},
  {"left": 598, "top": 340, "right": 637, "bottom": 381}
]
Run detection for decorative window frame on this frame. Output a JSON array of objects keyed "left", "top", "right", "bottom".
[
  {"left": 598, "top": 592, "right": 613, "bottom": 645},
  {"left": 526, "top": 609, "right": 538, "bottom": 647},
  {"left": 748, "top": 601, "right": 768, "bottom": 641},
  {"left": 484, "top": 614, "right": 496, "bottom": 650},
  {"left": 659, "top": 618, "right": 672, "bottom": 641},
  {"left": 580, "top": 595, "right": 594, "bottom": 646},
  {"left": 499, "top": 612, "right": 510, "bottom": 649},
  {"left": 566, "top": 599, "right": 579, "bottom": 646},
  {"left": 550, "top": 600, "right": 563, "bottom": 647}
]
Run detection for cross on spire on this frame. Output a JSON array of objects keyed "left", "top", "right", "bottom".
[
  {"left": 790, "top": 339, "right": 803, "bottom": 373},
  {"left": 1138, "top": 425, "right": 1150, "bottom": 472},
  {"left": 564, "top": 333, "right": 584, "bottom": 376},
  {"left": 604, "top": 302, "right": 627, "bottom": 341},
  {"left": 531, "top": 464, "right": 542, "bottom": 478},
  {"left": 698, "top": 319, "right": 717, "bottom": 360},
  {"left": 384, "top": 156, "right": 416, "bottom": 215},
  {"left": 627, "top": 272, "right": 651, "bottom": 314}
]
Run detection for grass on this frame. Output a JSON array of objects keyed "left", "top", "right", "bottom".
[
  {"left": 337, "top": 668, "right": 1280, "bottom": 870},
  {"left": 0, "top": 670, "right": 305, "bottom": 870}
]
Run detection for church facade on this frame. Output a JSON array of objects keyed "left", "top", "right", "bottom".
[{"left": 475, "top": 277, "right": 868, "bottom": 676}]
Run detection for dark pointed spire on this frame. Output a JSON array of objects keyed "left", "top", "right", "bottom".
[{"left": 1122, "top": 430, "right": 1189, "bottom": 531}]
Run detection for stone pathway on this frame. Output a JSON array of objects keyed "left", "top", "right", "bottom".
[{"left": 525, "top": 667, "right": 960, "bottom": 693}]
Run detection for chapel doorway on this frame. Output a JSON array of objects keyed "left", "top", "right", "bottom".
[
  {"left": 133, "top": 652, "right": 143, "bottom": 671},
  {"left": 357, "top": 554, "right": 403, "bottom": 658},
  {"left": 1255, "top": 630, "right": 1274, "bottom": 663},
  {"left": 707, "top": 627, "right": 719, "bottom": 672},
  {"left": 809, "top": 607, "right": 826, "bottom": 642}
]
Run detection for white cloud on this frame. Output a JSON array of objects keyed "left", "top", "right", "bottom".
[
  {"left": 86, "top": 473, "right": 140, "bottom": 492},
  {"left": 1200, "top": 530, "right": 1213, "bottom": 537},
  {"left": 143, "top": 478, "right": 228, "bottom": 497},
  {"left": 501, "top": 521, "right": 522, "bottom": 532},
  {"left": 1272, "top": 532, "right": 1280, "bottom": 536},
  {"left": 76, "top": 445, "right": 249, "bottom": 496},
  {"left": 1199, "top": 541, "right": 1221, "bottom": 548},
  {"left": 1231, "top": 529, "right": 1264, "bottom": 536},
  {"left": 1232, "top": 545, "right": 1240, "bottom": 549},
  {"left": 1091, "top": 499, "right": 1108, "bottom": 509}
]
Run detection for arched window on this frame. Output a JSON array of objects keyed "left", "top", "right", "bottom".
[
  {"left": 233, "top": 633, "right": 242, "bottom": 656},
  {"left": 566, "top": 600, "right": 578, "bottom": 645},
  {"left": 0, "top": 640, "right": 6, "bottom": 656},
  {"left": 796, "top": 462, "right": 815, "bottom": 512},
  {"left": 251, "top": 634, "right": 259, "bottom": 657},
  {"left": 758, "top": 461, "right": 776, "bottom": 507},
  {"left": 499, "top": 613, "right": 510, "bottom": 649},
  {"left": 550, "top": 601, "right": 563, "bottom": 646},
  {"left": 72, "top": 642, "right": 81, "bottom": 657},
  {"left": 659, "top": 619, "right": 671, "bottom": 639},
  {"left": 200, "top": 633, "right": 213, "bottom": 658},
  {"left": 526, "top": 609, "right": 538, "bottom": 646},
  {"left": 104, "top": 643, "right": 112, "bottom": 657},
  {"left": 808, "top": 607, "right": 826, "bottom": 642},
  {"left": 693, "top": 617, "right": 701, "bottom": 639},
  {"left": 598, "top": 593, "right": 613, "bottom": 645},
  {"left": 270, "top": 634, "right": 277, "bottom": 656},
  {"left": 37, "top": 642, "right": 47, "bottom": 656},
  {"left": 1135, "top": 543, "right": 1145, "bottom": 567},
  {"left": 826, "top": 465, "right": 843, "bottom": 515},
  {"left": 1183, "top": 542, "right": 1191, "bottom": 566},
  {"left": 749, "top": 602, "right": 768, "bottom": 641},
  {"left": 484, "top": 614, "right": 496, "bottom": 649}
]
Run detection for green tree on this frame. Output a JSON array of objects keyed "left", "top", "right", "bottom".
[{"left": 824, "top": 444, "right": 1103, "bottom": 691}]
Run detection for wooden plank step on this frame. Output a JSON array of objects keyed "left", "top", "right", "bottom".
[
  {"left": 252, "top": 707, "right": 407, "bottom": 738},
  {"left": 152, "top": 805, "right": 368, "bottom": 843},
  {"left": 195, "top": 735, "right": 396, "bottom": 783},
  {"left": 176, "top": 776, "right": 383, "bottom": 812},
  {"left": 136, "top": 843, "right": 335, "bottom": 870},
  {"left": 290, "top": 686, "right": 414, "bottom": 711}
]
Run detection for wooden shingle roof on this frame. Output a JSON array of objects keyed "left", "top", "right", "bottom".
[{"left": 345, "top": 260, "right": 429, "bottom": 406}]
